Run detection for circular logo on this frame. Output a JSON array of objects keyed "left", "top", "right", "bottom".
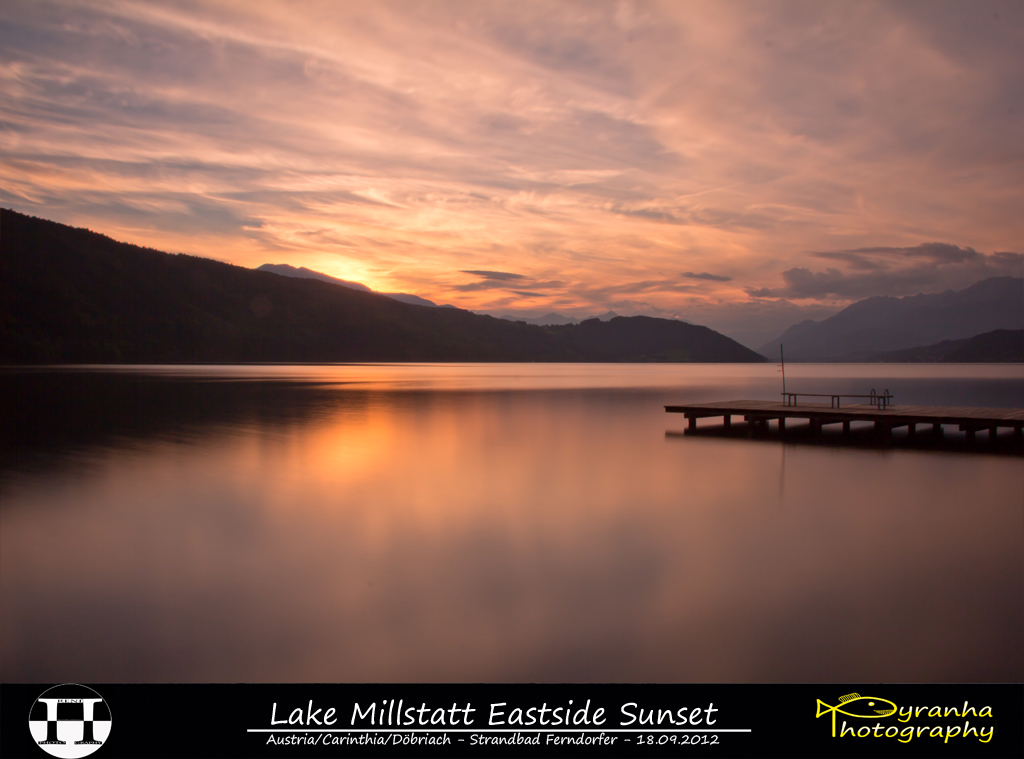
[{"left": 28, "top": 684, "right": 112, "bottom": 758}]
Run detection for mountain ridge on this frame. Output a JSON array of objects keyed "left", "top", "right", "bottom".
[
  {"left": 0, "top": 209, "right": 766, "bottom": 364},
  {"left": 867, "top": 329, "right": 1023, "bottom": 363},
  {"left": 759, "top": 277, "right": 1024, "bottom": 361},
  {"left": 256, "top": 263, "right": 454, "bottom": 308},
  {"left": 255, "top": 263, "right": 372, "bottom": 291}
]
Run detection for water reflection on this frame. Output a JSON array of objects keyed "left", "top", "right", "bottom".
[{"left": 1, "top": 366, "right": 1021, "bottom": 682}]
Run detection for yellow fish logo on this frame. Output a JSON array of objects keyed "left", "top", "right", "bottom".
[{"left": 816, "top": 693, "right": 897, "bottom": 737}]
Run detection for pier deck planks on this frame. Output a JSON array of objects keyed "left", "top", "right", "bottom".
[{"left": 665, "top": 400, "right": 1024, "bottom": 431}]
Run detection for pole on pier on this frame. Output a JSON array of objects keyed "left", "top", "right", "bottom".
[
  {"left": 723, "top": 415, "right": 731, "bottom": 428},
  {"left": 842, "top": 420, "right": 850, "bottom": 435},
  {"left": 780, "top": 344, "right": 786, "bottom": 396},
  {"left": 688, "top": 415, "right": 697, "bottom": 432}
]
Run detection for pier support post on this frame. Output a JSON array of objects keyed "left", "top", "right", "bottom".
[{"left": 664, "top": 403, "right": 1021, "bottom": 450}]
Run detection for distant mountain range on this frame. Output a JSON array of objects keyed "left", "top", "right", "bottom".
[
  {"left": 868, "top": 329, "right": 1023, "bottom": 363},
  {"left": 0, "top": 209, "right": 765, "bottom": 364},
  {"left": 759, "top": 277, "right": 1024, "bottom": 361},
  {"left": 495, "top": 311, "right": 620, "bottom": 326},
  {"left": 256, "top": 263, "right": 453, "bottom": 308}
]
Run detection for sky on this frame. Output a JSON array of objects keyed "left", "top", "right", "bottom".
[{"left": 2, "top": 0, "right": 1022, "bottom": 347}]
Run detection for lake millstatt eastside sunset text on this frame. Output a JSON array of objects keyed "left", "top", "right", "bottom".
[{"left": 267, "top": 698, "right": 721, "bottom": 729}]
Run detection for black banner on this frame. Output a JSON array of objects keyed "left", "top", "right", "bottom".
[{"left": 2, "top": 684, "right": 1021, "bottom": 758}]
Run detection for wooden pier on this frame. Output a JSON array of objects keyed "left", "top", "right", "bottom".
[{"left": 665, "top": 400, "right": 1024, "bottom": 443}]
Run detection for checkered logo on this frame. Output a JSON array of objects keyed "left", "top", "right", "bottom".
[{"left": 28, "top": 684, "right": 111, "bottom": 758}]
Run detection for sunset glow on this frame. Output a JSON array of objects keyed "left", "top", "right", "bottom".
[{"left": 2, "top": 0, "right": 1021, "bottom": 345}]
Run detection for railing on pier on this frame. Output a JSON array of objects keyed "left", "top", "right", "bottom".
[
  {"left": 665, "top": 398, "right": 1024, "bottom": 448},
  {"left": 781, "top": 389, "right": 894, "bottom": 409}
]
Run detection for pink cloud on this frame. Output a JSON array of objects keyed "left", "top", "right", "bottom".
[{"left": 1, "top": 0, "right": 1019, "bottom": 339}]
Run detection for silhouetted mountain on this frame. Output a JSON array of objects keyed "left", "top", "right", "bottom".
[
  {"left": 1, "top": 209, "right": 766, "bottom": 364},
  {"left": 549, "top": 315, "right": 764, "bottom": 363},
  {"left": 759, "top": 277, "right": 1024, "bottom": 361},
  {"left": 499, "top": 312, "right": 580, "bottom": 326},
  {"left": 256, "top": 263, "right": 372, "bottom": 291},
  {"left": 497, "top": 311, "right": 628, "bottom": 325},
  {"left": 385, "top": 293, "right": 441, "bottom": 307},
  {"left": 257, "top": 263, "right": 447, "bottom": 307},
  {"left": 868, "top": 329, "right": 1023, "bottom": 363}
]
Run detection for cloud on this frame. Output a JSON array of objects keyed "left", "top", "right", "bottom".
[
  {"left": 460, "top": 270, "right": 527, "bottom": 281},
  {"left": 0, "top": 0, "right": 1021, "bottom": 339},
  {"left": 609, "top": 204, "right": 778, "bottom": 231},
  {"left": 683, "top": 271, "right": 732, "bottom": 282},
  {"left": 813, "top": 242, "right": 984, "bottom": 268},
  {"left": 452, "top": 280, "right": 510, "bottom": 292},
  {"left": 451, "top": 269, "right": 567, "bottom": 298},
  {"left": 753, "top": 245, "right": 1022, "bottom": 300},
  {"left": 576, "top": 280, "right": 701, "bottom": 300}
]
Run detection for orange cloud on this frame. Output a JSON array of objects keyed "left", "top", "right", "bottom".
[{"left": 1, "top": 0, "right": 1020, "bottom": 345}]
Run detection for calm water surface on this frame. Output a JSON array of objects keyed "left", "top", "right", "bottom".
[{"left": 1, "top": 364, "right": 1021, "bottom": 682}]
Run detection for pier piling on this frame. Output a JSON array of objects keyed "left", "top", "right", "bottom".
[{"left": 666, "top": 400, "right": 1023, "bottom": 450}]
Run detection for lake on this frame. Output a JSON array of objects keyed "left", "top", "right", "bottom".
[{"left": 1, "top": 364, "right": 1021, "bottom": 682}]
